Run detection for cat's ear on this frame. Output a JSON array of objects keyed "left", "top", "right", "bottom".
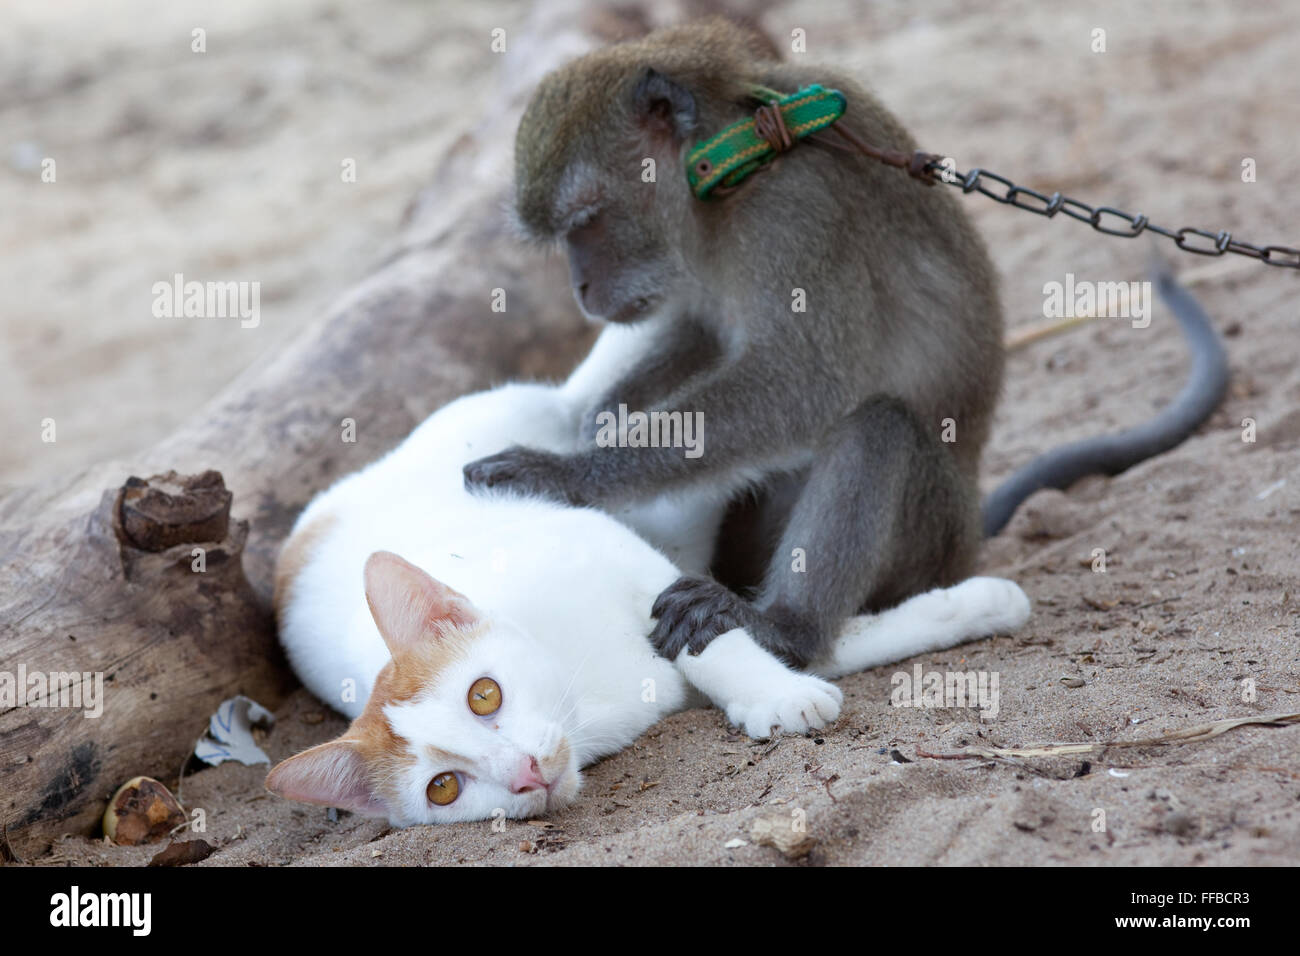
[
  {"left": 364, "top": 550, "right": 478, "bottom": 656},
  {"left": 265, "top": 737, "right": 387, "bottom": 816}
]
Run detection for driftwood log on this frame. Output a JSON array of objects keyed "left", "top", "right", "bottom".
[{"left": 0, "top": 0, "right": 692, "bottom": 855}]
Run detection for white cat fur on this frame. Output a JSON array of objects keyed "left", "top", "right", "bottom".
[{"left": 269, "top": 323, "right": 1030, "bottom": 826}]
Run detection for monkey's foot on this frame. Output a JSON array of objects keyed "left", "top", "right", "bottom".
[
  {"left": 462, "top": 446, "right": 585, "bottom": 505},
  {"left": 650, "top": 575, "right": 806, "bottom": 665}
]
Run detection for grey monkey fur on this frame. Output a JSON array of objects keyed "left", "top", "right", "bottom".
[
  {"left": 463, "top": 20, "right": 1000, "bottom": 667},
  {"left": 463, "top": 19, "right": 1226, "bottom": 668}
]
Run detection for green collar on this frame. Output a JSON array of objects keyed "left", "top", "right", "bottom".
[{"left": 686, "top": 84, "right": 847, "bottom": 199}]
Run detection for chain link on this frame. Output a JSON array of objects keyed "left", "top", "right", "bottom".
[{"left": 918, "top": 156, "right": 1300, "bottom": 269}]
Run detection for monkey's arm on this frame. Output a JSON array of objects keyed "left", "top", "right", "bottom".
[
  {"left": 578, "top": 319, "right": 722, "bottom": 443},
  {"left": 464, "top": 351, "right": 851, "bottom": 505}
]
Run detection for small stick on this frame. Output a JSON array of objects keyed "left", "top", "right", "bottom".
[
  {"left": 916, "top": 711, "right": 1300, "bottom": 761},
  {"left": 1004, "top": 257, "right": 1254, "bottom": 352}
]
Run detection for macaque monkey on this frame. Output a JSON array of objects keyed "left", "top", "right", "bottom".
[{"left": 462, "top": 19, "right": 1007, "bottom": 668}]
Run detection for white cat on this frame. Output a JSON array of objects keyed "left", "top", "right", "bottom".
[{"left": 266, "top": 324, "right": 1030, "bottom": 827}]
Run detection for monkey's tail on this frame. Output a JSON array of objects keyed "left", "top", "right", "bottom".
[{"left": 980, "top": 260, "right": 1229, "bottom": 537}]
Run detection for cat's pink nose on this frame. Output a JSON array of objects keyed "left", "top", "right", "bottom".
[{"left": 509, "top": 756, "right": 547, "bottom": 794}]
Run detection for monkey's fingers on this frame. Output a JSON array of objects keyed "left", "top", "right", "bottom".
[
  {"left": 462, "top": 446, "right": 579, "bottom": 504},
  {"left": 462, "top": 447, "right": 527, "bottom": 490},
  {"left": 650, "top": 575, "right": 752, "bottom": 659}
]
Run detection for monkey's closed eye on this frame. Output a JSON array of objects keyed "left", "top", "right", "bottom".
[{"left": 564, "top": 205, "right": 601, "bottom": 234}]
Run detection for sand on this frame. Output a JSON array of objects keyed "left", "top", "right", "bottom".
[{"left": 7, "top": 0, "right": 1300, "bottom": 866}]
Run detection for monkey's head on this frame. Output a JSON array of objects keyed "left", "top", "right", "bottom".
[{"left": 512, "top": 20, "right": 780, "bottom": 324}]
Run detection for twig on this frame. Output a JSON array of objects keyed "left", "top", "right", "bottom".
[
  {"left": 0, "top": 823, "right": 24, "bottom": 865},
  {"left": 916, "top": 711, "right": 1300, "bottom": 761},
  {"left": 1004, "top": 258, "right": 1252, "bottom": 352}
]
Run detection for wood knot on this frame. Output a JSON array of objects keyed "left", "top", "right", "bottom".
[{"left": 114, "top": 470, "right": 232, "bottom": 552}]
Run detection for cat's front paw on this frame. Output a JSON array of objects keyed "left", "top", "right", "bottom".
[
  {"left": 650, "top": 575, "right": 757, "bottom": 659},
  {"left": 723, "top": 666, "right": 843, "bottom": 740},
  {"left": 671, "top": 627, "right": 844, "bottom": 740},
  {"left": 462, "top": 446, "right": 584, "bottom": 505}
]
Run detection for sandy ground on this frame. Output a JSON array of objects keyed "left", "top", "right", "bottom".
[{"left": 7, "top": 0, "right": 1300, "bottom": 866}]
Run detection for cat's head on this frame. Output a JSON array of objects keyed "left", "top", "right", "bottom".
[{"left": 266, "top": 550, "right": 582, "bottom": 826}]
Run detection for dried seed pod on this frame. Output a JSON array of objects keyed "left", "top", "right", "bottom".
[{"left": 102, "top": 776, "right": 186, "bottom": 845}]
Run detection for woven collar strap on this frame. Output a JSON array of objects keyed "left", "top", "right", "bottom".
[{"left": 686, "top": 84, "right": 847, "bottom": 199}]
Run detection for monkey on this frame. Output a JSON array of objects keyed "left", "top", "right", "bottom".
[
  {"left": 459, "top": 18, "right": 1000, "bottom": 669},
  {"left": 461, "top": 19, "right": 1227, "bottom": 669}
]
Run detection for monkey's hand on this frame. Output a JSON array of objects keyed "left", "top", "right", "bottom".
[
  {"left": 650, "top": 576, "right": 809, "bottom": 668},
  {"left": 462, "top": 446, "right": 588, "bottom": 505}
]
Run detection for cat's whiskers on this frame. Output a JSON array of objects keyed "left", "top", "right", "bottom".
[
  {"left": 563, "top": 705, "right": 610, "bottom": 735},
  {"left": 563, "top": 710, "right": 628, "bottom": 754},
  {"left": 548, "top": 647, "right": 596, "bottom": 727},
  {"left": 567, "top": 731, "right": 629, "bottom": 760}
]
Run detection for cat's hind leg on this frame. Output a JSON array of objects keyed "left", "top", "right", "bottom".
[{"left": 809, "top": 577, "right": 1030, "bottom": 680}]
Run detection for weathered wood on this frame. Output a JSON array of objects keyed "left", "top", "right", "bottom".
[{"left": 0, "top": 0, "right": 660, "bottom": 854}]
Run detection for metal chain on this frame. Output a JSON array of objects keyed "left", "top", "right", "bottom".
[{"left": 913, "top": 153, "right": 1300, "bottom": 269}]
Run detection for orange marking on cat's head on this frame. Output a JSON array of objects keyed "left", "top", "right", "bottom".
[
  {"left": 266, "top": 621, "right": 486, "bottom": 815},
  {"left": 350, "top": 623, "right": 487, "bottom": 797},
  {"left": 268, "top": 549, "right": 492, "bottom": 817}
]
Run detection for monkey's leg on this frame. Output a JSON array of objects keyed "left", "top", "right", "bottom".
[
  {"left": 708, "top": 472, "right": 806, "bottom": 594},
  {"left": 650, "top": 395, "right": 981, "bottom": 668}
]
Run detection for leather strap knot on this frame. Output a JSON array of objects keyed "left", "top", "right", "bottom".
[{"left": 753, "top": 102, "right": 794, "bottom": 152}]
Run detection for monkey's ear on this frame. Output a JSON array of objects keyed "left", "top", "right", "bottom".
[{"left": 632, "top": 68, "right": 697, "bottom": 142}]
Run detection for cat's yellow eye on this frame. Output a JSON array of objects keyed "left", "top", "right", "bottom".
[
  {"left": 468, "top": 677, "right": 502, "bottom": 716},
  {"left": 427, "top": 772, "right": 459, "bottom": 806}
]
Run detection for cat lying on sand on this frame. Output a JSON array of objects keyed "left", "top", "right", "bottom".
[{"left": 266, "top": 326, "right": 1030, "bottom": 826}]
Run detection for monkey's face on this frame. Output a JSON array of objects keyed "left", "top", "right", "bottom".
[
  {"left": 559, "top": 180, "right": 682, "bottom": 325},
  {"left": 514, "top": 56, "right": 745, "bottom": 325}
]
